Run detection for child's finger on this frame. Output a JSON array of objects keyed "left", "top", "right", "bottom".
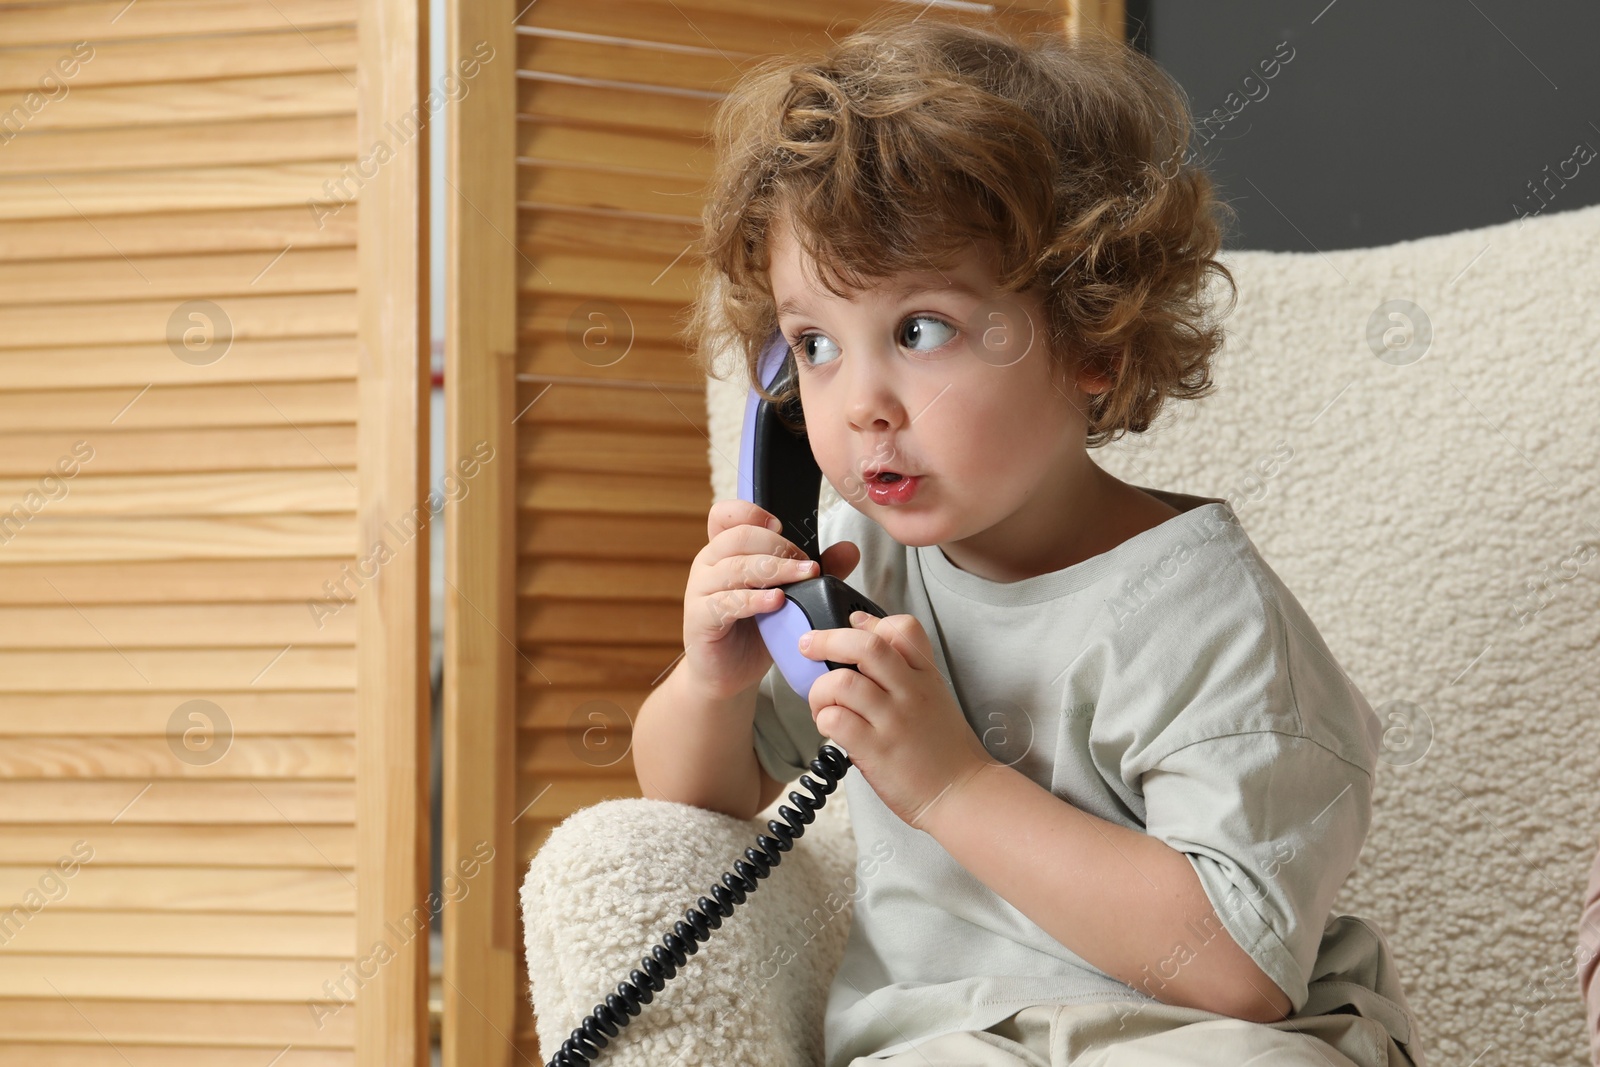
[
  {"left": 852, "top": 611, "right": 937, "bottom": 673},
  {"left": 799, "top": 623, "right": 905, "bottom": 689}
]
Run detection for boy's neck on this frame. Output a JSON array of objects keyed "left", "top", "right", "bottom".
[{"left": 934, "top": 463, "right": 1182, "bottom": 584}]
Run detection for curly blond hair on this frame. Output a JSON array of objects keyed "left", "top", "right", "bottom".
[{"left": 680, "top": 11, "right": 1238, "bottom": 447}]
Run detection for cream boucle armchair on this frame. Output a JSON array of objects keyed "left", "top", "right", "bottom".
[{"left": 523, "top": 202, "right": 1600, "bottom": 1067}]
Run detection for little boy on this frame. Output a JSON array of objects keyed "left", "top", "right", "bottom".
[{"left": 656, "top": 13, "right": 1424, "bottom": 1067}]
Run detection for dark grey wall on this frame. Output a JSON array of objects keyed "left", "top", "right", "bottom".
[{"left": 1130, "top": 1, "right": 1600, "bottom": 251}]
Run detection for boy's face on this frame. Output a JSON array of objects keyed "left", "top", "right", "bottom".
[{"left": 768, "top": 214, "right": 1102, "bottom": 550}]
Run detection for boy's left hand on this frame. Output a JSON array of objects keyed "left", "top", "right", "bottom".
[{"left": 800, "top": 611, "right": 994, "bottom": 830}]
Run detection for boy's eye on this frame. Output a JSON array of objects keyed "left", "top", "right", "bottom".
[
  {"left": 900, "top": 315, "right": 956, "bottom": 353},
  {"left": 793, "top": 332, "right": 841, "bottom": 367}
]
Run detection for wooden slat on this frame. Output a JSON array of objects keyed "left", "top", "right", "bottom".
[
  {"left": 520, "top": 0, "right": 1068, "bottom": 54},
  {"left": 0, "top": 781, "right": 355, "bottom": 824},
  {"left": 517, "top": 78, "right": 712, "bottom": 139},
  {"left": 0, "top": 205, "right": 358, "bottom": 263},
  {"left": 0, "top": 825, "right": 355, "bottom": 866},
  {"left": 0, "top": 515, "right": 356, "bottom": 564},
  {"left": 516, "top": 32, "right": 744, "bottom": 95},
  {"left": 0, "top": 340, "right": 357, "bottom": 393},
  {"left": 516, "top": 160, "right": 705, "bottom": 219},
  {"left": 0, "top": 73, "right": 354, "bottom": 136},
  {"left": 517, "top": 425, "right": 708, "bottom": 477},
  {"left": 0, "top": 602, "right": 357, "bottom": 648},
  {"left": 516, "top": 511, "right": 705, "bottom": 562},
  {"left": 0, "top": 115, "right": 356, "bottom": 178},
  {"left": 0, "top": 0, "right": 356, "bottom": 47},
  {"left": 0, "top": 426, "right": 355, "bottom": 475},
  {"left": 510, "top": 774, "right": 638, "bottom": 822},
  {"left": 520, "top": 469, "right": 710, "bottom": 517},
  {"left": 519, "top": 557, "right": 686, "bottom": 600},
  {"left": 0, "top": 692, "right": 355, "bottom": 738},
  {"left": 515, "top": 248, "right": 699, "bottom": 304},
  {"left": 517, "top": 117, "right": 710, "bottom": 177},
  {"left": 517, "top": 686, "right": 650, "bottom": 730},
  {"left": 0, "top": 647, "right": 356, "bottom": 690},
  {"left": 0, "top": 162, "right": 351, "bottom": 221},
  {"left": 0, "top": 470, "right": 355, "bottom": 518},
  {"left": 0, "top": 954, "right": 355, "bottom": 1003},
  {"left": 516, "top": 339, "right": 707, "bottom": 385},
  {"left": 0, "top": 381, "right": 356, "bottom": 431},
  {"left": 512, "top": 642, "right": 677, "bottom": 688},
  {"left": 0, "top": 912, "right": 352, "bottom": 958},
  {"left": 518, "top": 730, "right": 636, "bottom": 780},
  {"left": 0, "top": 292, "right": 356, "bottom": 350},
  {"left": 520, "top": 599, "right": 682, "bottom": 645},
  {"left": 510, "top": 379, "right": 706, "bottom": 432},
  {"left": 0, "top": 28, "right": 357, "bottom": 93},
  {"left": 0, "top": 249, "right": 357, "bottom": 307},
  {"left": 517, "top": 202, "right": 698, "bottom": 260},
  {"left": 0, "top": 561, "right": 359, "bottom": 604},
  {"left": 0, "top": 1046, "right": 353, "bottom": 1067},
  {"left": 518, "top": 294, "right": 698, "bottom": 353},
  {"left": 0, "top": 997, "right": 355, "bottom": 1050},
  {"left": 0, "top": 737, "right": 357, "bottom": 779},
  {"left": 0, "top": 868, "right": 353, "bottom": 913}
]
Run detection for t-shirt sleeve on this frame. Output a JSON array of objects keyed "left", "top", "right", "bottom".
[
  {"left": 1139, "top": 729, "right": 1373, "bottom": 1015},
  {"left": 751, "top": 663, "right": 826, "bottom": 785}
]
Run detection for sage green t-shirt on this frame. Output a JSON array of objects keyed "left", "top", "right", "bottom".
[{"left": 751, "top": 490, "right": 1421, "bottom": 1067}]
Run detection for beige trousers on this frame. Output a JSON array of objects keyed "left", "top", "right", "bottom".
[{"left": 847, "top": 998, "right": 1413, "bottom": 1067}]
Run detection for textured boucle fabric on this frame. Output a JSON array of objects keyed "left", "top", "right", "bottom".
[{"left": 526, "top": 201, "right": 1600, "bottom": 1066}]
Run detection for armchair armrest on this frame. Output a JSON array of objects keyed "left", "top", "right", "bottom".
[{"left": 522, "top": 790, "right": 856, "bottom": 1066}]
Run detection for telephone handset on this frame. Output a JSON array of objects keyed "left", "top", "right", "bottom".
[{"left": 544, "top": 329, "right": 888, "bottom": 1067}]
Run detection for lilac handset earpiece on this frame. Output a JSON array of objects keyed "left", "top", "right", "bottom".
[
  {"left": 541, "top": 329, "right": 885, "bottom": 1067},
  {"left": 737, "top": 328, "right": 889, "bottom": 712}
]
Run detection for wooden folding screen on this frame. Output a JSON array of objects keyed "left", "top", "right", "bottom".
[
  {"left": 443, "top": 3, "right": 1122, "bottom": 1064},
  {"left": 0, "top": 1, "right": 429, "bottom": 1063}
]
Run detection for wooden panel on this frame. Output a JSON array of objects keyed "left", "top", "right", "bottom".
[{"left": 0, "top": 0, "right": 425, "bottom": 1059}]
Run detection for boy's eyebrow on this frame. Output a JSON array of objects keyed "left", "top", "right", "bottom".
[{"left": 776, "top": 280, "right": 987, "bottom": 318}]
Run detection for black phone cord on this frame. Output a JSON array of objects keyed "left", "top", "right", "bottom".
[{"left": 543, "top": 743, "right": 851, "bottom": 1067}]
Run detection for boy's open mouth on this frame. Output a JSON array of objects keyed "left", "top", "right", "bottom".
[{"left": 864, "top": 470, "right": 921, "bottom": 506}]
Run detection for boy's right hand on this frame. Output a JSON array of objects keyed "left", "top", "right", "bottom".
[{"left": 682, "top": 499, "right": 858, "bottom": 703}]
